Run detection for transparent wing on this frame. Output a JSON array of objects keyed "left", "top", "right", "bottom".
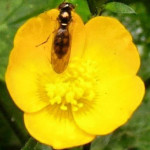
[{"left": 51, "top": 34, "right": 71, "bottom": 74}]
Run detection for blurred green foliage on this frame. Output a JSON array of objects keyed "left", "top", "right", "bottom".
[
  {"left": 0, "top": 0, "right": 150, "bottom": 150},
  {"left": 104, "top": 2, "right": 136, "bottom": 14}
]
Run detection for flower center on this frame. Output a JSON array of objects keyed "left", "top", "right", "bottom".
[{"left": 45, "top": 58, "right": 99, "bottom": 111}]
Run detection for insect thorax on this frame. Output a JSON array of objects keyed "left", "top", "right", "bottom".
[{"left": 58, "top": 10, "right": 72, "bottom": 26}]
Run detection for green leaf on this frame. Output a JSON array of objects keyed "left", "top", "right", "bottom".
[
  {"left": 0, "top": 81, "right": 29, "bottom": 143},
  {"left": 21, "top": 138, "right": 37, "bottom": 150},
  {"left": 21, "top": 138, "right": 52, "bottom": 150},
  {"left": 21, "top": 137, "right": 84, "bottom": 150},
  {"left": 104, "top": 2, "right": 136, "bottom": 14},
  {"left": 0, "top": 111, "right": 21, "bottom": 150},
  {"left": 87, "top": 0, "right": 108, "bottom": 15},
  {"left": 69, "top": 0, "right": 91, "bottom": 22}
]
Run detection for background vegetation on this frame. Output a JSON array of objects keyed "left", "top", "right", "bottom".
[{"left": 0, "top": 0, "right": 150, "bottom": 150}]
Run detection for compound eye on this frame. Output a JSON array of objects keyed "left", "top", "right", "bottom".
[
  {"left": 58, "top": 2, "right": 75, "bottom": 10},
  {"left": 69, "top": 3, "right": 75, "bottom": 9},
  {"left": 58, "top": 3, "right": 66, "bottom": 10}
]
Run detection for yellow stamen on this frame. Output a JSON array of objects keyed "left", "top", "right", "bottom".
[{"left": 45, "top": 58, "right": 98, "bottom": 111}]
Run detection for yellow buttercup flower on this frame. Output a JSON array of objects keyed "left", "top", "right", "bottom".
[{"left": 5, "top": 8, "right": 145, "bottom": 149}]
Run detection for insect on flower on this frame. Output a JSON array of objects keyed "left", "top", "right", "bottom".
[
  {"left": 5, "top": 0, "right": 145, "bottom": 149},
  {"left": 51, "top": 2, "right": 75, "bottom": 73}
]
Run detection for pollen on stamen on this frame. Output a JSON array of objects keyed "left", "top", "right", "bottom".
[{"left": 44, "top": 58, "right": 99, "bottom": 111}]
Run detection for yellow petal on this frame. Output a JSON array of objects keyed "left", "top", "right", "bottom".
[
  {"left": 24, "top": 106, "right": 95, "bottom": 149},
  {"left": 73, "top": 76, "right": 145, "bottom": 135},
  {"left": 5, "top": 9, "right": 85, "bottom": 112},
  {"left": 83, "top": 17, "right": 140, "bottom": 79}
]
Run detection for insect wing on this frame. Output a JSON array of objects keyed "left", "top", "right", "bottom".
[{"left": 51, "top": 39, "right": 71, "bottom": 73}]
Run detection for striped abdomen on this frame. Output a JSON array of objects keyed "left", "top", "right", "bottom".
[{"left": 53, "top": 27, "right": 70, "bottom": 59}]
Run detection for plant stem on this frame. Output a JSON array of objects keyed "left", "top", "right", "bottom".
[
  {"left": 83, "top": 143, "right": 91, "bottom": 150},
  {"left": 145, "top": 77, "right": 150, "bottom": 88},
  {"left": 86, "top": 0, "right": 98, "bottom": 15}
]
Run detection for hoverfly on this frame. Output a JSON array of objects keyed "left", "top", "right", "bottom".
[{"left": 51, "top": 2, "right": 75, "bottom": 73}]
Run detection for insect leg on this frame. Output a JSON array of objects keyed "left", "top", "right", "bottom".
[
  {"left": 35, "top": 35, "right": 51, "bottom": 47},
  {"left": 35, "top": 29, "right": 58, "bottom": 47}
]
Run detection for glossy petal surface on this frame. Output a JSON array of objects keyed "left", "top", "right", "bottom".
[
  {"left": 24, "top": 106, "right": 95, "bottom": 149},
  {"left": 83, "top": 17, "right": 140, "bottom": 80},
  {"left": 73, "top": 76, "right": 145, "bottom": 134}
]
